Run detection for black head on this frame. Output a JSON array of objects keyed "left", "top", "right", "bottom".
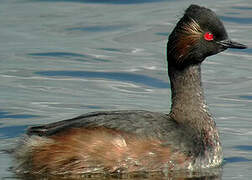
[{"left": 167, "top": 4, "right": 247, "bottom": 69}]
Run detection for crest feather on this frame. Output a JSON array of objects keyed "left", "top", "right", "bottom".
[{"left": 174, "top": 18, "right": 203, "bottom": 63}]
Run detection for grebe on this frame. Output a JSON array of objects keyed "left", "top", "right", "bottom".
[{"left": 14, "top": 4, "right": 247, "bottom": 176}]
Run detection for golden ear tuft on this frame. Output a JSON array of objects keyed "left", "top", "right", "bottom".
[
  {"left": 181, "top": 18, "right": 203, "bottom": 37},
  {"left": 174, "top": 18, "right": 203, "bottom": 63}
]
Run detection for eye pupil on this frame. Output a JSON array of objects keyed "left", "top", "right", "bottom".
[{"left": 204, "top": 32, "right": 214, "bottom": 41}]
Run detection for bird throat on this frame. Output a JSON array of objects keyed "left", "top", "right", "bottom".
[
  {"left": 168, "top": 62, "right": 216, "bottom": 134},
  {"left": 167, "top": 57, "right": 223, "bottom": 168}
]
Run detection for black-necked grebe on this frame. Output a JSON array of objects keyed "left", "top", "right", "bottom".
[{"left": 14, "top": 4, "right": 247, "bottom": 176}]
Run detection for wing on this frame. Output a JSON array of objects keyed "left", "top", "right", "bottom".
[
  {"left": 27, "top": 111, "right": 112, "bottom": 136},
  {"left": 25, "top": 110, "right": 197, "bottom": 163},
  {"left": 26, "top": 110, "right": 174, "bottom": 137}
]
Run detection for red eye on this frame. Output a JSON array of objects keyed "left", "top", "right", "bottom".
[{"left": 204, "top": 32, "right": 214, "bottom": 41}]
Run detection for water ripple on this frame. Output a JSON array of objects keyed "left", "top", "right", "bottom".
[
  {"left": 156, "top": 32, "right": 169, "bottom": 37},
  {"left": 220, "top": 16, "right": 252, "bottom": 24},
  {"left": 234, "top": 145, "right": 252, "bottom": 151},
  {"left": 232, "top": 7, "right": 252, "bottom": 10},
  {"left": 36, "top": 71, "right": 170, "bottom": 89},
  {"left": 229, "top": 48, "right": 252, "bottom": 54},
  {"left": 0, "top": 125, "right": 28, "bottom": 139},
  {"left": 99, "top": 48, "right": 130, "bottom": 53},
  {"left": 31, "top": 0, "right": 166, "bottom": 4},
  {"left": 219, "top": 94, "right": 252, "bottom": 102},
  {"left": 224, "top": 157, "right": 252, "bottom": 163},
  {"left": 29, "top": 52, "right": 87, "bottom": 58},
  {"left": 28, "top": 52, "right": 109, "bottom": 62},
  {"left": 66, "top": 24, "right": 130, "bottom": 32},
  {"left": 0, "top": 111, "right": 39, "bottom": 119}
]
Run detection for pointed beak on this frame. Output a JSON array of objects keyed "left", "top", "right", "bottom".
[{"left": 217, "top": 39, "right": 247, "bottom": 49}]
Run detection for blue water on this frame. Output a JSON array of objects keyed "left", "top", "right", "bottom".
[
  {"left": 36, "top": 70, "right": 170, "bottom": 88},
  {"left": 220, "top": 16, "right": 252, "bottom": 24},
  {"left": 31, "top": 0, "right": 167, "bottom": 4},
  {"left": 0, "top": 0, "right": 252, "bottom": 179}
]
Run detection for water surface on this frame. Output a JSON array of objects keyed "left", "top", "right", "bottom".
[{"left": 0, "top": 0, "right": 252, "bottom": 179}]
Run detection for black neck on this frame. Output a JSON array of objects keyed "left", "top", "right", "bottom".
[
  {"left": 168, "top": 61, "right": 215, "bottom": 132},
  {"left": 167, "top": 60, "right": 222, "bottom": 159}
]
